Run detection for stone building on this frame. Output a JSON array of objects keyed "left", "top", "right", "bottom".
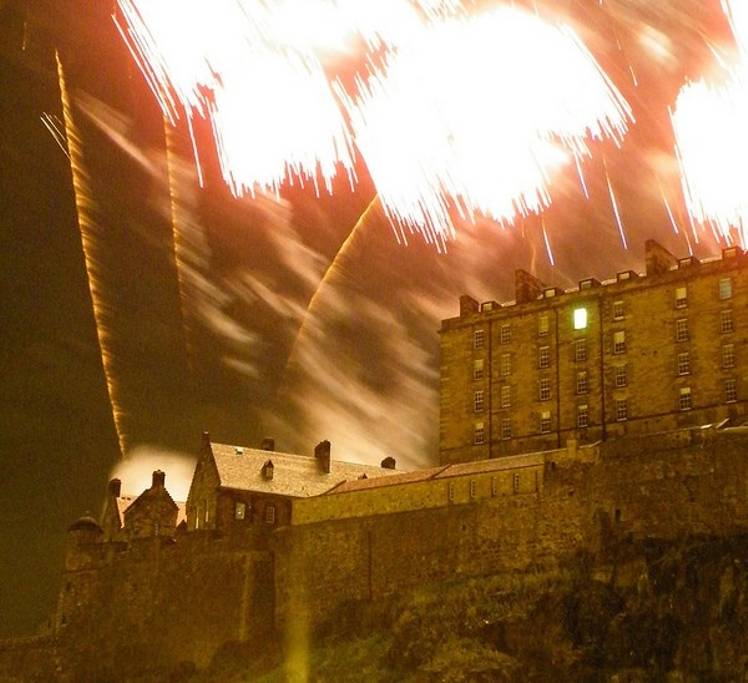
[{"left": 440, "top": 240, "right": 748, "bottom": 464}]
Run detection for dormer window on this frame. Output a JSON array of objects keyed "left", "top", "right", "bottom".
[
  {"left": 264, "top": 504, "right": 276, "bottom": 525},
  {"left": 235, "top": 501, "right": 247, "bottom": 520}
]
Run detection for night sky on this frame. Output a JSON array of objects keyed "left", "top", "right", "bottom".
[{"left": 0, "top": 0, "right": 733, "bottom": 634}]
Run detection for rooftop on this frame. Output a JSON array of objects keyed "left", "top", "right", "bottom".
[{"left": 210, "top": 441, "right": 401, "bottom": 498}]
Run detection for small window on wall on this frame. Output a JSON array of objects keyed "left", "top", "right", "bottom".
[
  {"left": 577, "top": 405, "right": 589, "bottom": 429},
  {"left": 575, "top": 339, "right": 587, "bottom": 363},
  {"left": 720, "top": 277, "right": 733, "bottom": 300},
  {"left": 473, "top": 329, "right": 485, "bottom": 349},
  {"left": 721, "top": 309, "right": 734, "bottom": 334},
  {"left": 234, "top": 501, "right": 247, "bottom": 520},
  {"left": 722, "top": 344, "right": 736, "bottom": 369},
  {"left": 616, "top": 399, "right": 628, "bottom": 422},
  {"left": 677, "top": 352, "right": 691, "bottom": 376},
  {"left": 538, "top": 346, "right": 550, "bottom": 369},
  {"left": 725, "top": 378, "right": 738, "bottom": 403},
  {"left": 500, "top": 385, "right": 511, "bottom": 409},
  {"left": 576, "top": 371, "right": 588, "bottom": 395},
  {"left": 500, "top": 353, "right": 512, "bottom": 377},
  {"left": 675, "top": 286, "right": 687, "bottom": 309},
  {"left": 613, "top": 331, "right": 626, "bottom": 355},
  {"left": 473, "top": 390, "right": 485, "bottom": 413},
  {"left": 500, "top": 324, "right": 511, "bottom": 345},
  {"left": 473, "top": 359, "right": 485, "bottom": 380},
  {"left": 615, "top": 365, "right": 627, "bottom": 388},
  {"left": 264, "top": 504, "right": 276, "bottom": 525},
  {"left": 538, "top": 314, "right": 549, "bottom": 336},
  {"left": 675, "top": 318, "right": 689, "bottom": 343},
  {"left": 573, "top": 307, "right": 588, "bottom": 330},
  {"left": 539, "top": 377, "right": 551, "bottom": 401},
  {"left": 512, "top": 473, "right": 520, "bottom": 494},
  {"left": 474, "top": 422, "right": 485, "bottom": 445},
  {"left": 539, "top": 411, "right": 551, "bottom": 434},
  {"left": 613, "top": 300, "right": 624, "bottom": 320},
  {"left": 679, "top": 387, "right": 692, "bottom": 411},
  {"left": 500, "top": 419, "right": 512, "bottom": 440},
  {"left": 469, "top": 480, "right": 477, "bottom": 499}
]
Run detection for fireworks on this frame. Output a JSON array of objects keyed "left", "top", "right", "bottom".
[
  {"left": 671, "top": 0, "right": 748, "bottom": 247},
  {"left": 115, "top": 0, "right": 632, "bottom": 247}
]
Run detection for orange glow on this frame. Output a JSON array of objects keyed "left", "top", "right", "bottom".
[
  {"left": 671, "top": 0, "right": 748, "bottom": 247},
  {"left": 116, "top": 1, "right": 631, "bottom": 246}
]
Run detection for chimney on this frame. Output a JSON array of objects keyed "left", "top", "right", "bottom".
[
  {"left": 515, "top": 270, "right": 544, "bottom": 304},
  {"left": 381, "top": 456, "right": 396, "bottom": 470},
  {"left": 108, "top": 478, "right": 122, "bottom": 498},
  {"left": 152, "top": 470, "right": 166, "bottom": 489},
  {"left": 262, "top": 459, "right": 274, "bottom": 480},
  {"left": 261, "top": 437, "right": 275, "bottom": 452},
  {"left": 645, "top": 239, "right": 677, "bottom": 276},
  {"left": 459, "top": 295, "right": 479, "bottom": 317},
  {"left": 315, "top": 440, "right": 331, "bottom": 474}
]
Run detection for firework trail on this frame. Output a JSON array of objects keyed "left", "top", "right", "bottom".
[
  {"left": 671, "top": 0, "right": 748, "bottom": 247},
  {"left": 163, "top": 117, "right": 197, "bottom": 374},
  {"left": 40, "top": 113, "right": 69, "bottom": 159},
  {"left": 603, "top": 158, "right": 628, "bottom": 249},
  {"left": 286, "top": 194, "right": 381, "bottom": 371},
  {"left": 56, "top": 52, "right": 128, "bottom": 457},
  {"left": 115, "top": 1, "right": 632, "bottom": 246}
]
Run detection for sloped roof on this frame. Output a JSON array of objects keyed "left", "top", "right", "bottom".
[
  {"left": 115, "top": 496, "right": 136, "bottom": 526},
  {"left": 328, "top": 465, "right": 448, "bottom": 494},
  {"left": 210, "top": 442, "right": 400, "bottom": 498},
  {"left": 176, "top": 502, "right": 187, "bottom": 525}
]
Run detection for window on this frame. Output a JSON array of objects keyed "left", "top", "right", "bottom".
[
  {"left": 675, "top": 318, "right": 689, "bottom": 343},
  {"left": 677, "top": 352, "right": 691, "bottom": 376},
  {"left": 473, "top": 359, "right": 484, "bottom": 381},
  {"left": 448, "top": 482, "right": 455, "bottom": 501},
  {"left": 576, "top": 371, "right": 588, "bottom": 395},
  {"left": 234, "top": 501, "right": 246, "bottom": 520},
  {"left": 573, "top": 307, "right": 588, "bottom": 330},
  {"left": 474, "top": 422, "right": 485, "bottom": 445},
  {"left": 575, "top": 339, "right": 587, "bottom": 363},
  {"left": 500, "top": 353, "right": 511, "bottom": 377},
  {"left": 615, "top": 365, "right": 627, "bottom": 388},
  {"left": 491, "top": 477, "right": 498, "bottom": 496},
  {"left": 500, "top": 385, "right": 511, "bottom": 409},
  {"left": 675, "top": 286, "right": 687, "bottom": 309},
  {"left": 204, "top": 504, "right": 210, "bottom": 524},
  {"left": 473, "top": 329, "right": 485, "bottom": 349},
  {"left": 469, "top": 480, "right": 477, "bottom": 499},
  {"left": 473, "top": 390, "right": 485, "bottom": 413},
  {"left": 539, "top": 410, "right": 551, "bottom": 434},
  {"left": 577, "top": 405, "right": 589, "bottom": 429},
  {"left": 512, "top": 473, "right": 520, "bottom": 494},
  {"left": 264, "top": 504, "right": 276, "bottom": 524},
  {"left": 538, "top": 346, "right": 550, "bottom": 369},
  {"left": 726, "top": 378, "right": 738, "bottom": 403},
  {"left": 500, "top": 324, "right": 511, "bottom": 344},
  {"left": 720, "top": 277, "right": 733, "bottom": 300},
  {"left": 721, "top": 309, "right": 734, "bottom": 334},
  {"left": 154, "top": 522, "right": 160, "bottom": 537},
  {"left": 500, "top": 419, "right": 512, "bottom": 440},
  {"left": 722, "top": 344, "right": 736, "bottom": 369},
  {"left": 195, "top": 502, "right": 202, "bottom": 530},
  {"left": 613, "top": 330, "right": 626, "bottom": 354},
  {"left": 613, "top": 300, "right": 624, "bottom": 321},
  {"left": 539, "top": 377, "right": 551, "bottom": 401},
  {"left": 538, "top": 314, "right": 549, "bottom": 336},
  {"left": 679, "top": 387, "right": 692, "bottom": 411},
  {"left": 616, "top": 399, "right": 628, "bottom": 422}
]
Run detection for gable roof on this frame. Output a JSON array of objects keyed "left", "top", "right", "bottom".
[
  {"left": 209, "top": 442, "right": 400, "bottom": 498},
  {"left": 115, "top": 495, "right": 136, "bottom": 526},
  {"left": 125, "top": 484, "right": 179, "bottom": 517}
]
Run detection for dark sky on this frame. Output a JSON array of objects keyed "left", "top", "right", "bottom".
[{"left": 0, "top": 0, "right": 732, "bottom": 634}]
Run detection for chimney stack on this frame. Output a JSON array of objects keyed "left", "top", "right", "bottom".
[
  {"left": 459, "top": 295, "right": 479, "bottom": 316},
  {"left": 152, "top": 470, "right": 166, "bottom": 489},
  {"left": 381, "top": 456, "right": 396, "bottom": 470},
  {"left": 315, "top": 440, "right": 332, "bottom": 473},
  {"left": 262, "top": 459, "right": 274, "bottom": 480},
  {"left": 645, "top": 239, "right": 677, "bottom": 276},
  {"left": 108, "top": 478, "right": 122, "bottom": 498},
  {"left": 515, "top": 270, "right": 545, "bottom": 304},
  {"left": 261, "top": 437, "right": 275, "bottom": 452}
]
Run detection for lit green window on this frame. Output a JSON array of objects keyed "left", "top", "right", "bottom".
[{"left": 573, "top": 307, "right": 588, "bottom": 330}]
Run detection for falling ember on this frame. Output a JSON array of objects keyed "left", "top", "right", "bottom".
[
  {"left": 658, "top": 178, "right": 681, "bottom": 235},
  {"left": 541, "top": 219, "right": 556, "bottom": 266},
  {"left": 604, "top": 161, "right": 628, "bottom": 250},
  {"left": 116, "top": 1, "right": 632, "bottom": 246},
  {"left": 56, "top": 53, "right": 129, "bottom": 458},
  {"left": 671, "top": 0, "right": 748, "bottom": 247}
]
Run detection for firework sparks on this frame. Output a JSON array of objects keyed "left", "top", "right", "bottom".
[
  {"left": 56, "top": 53, "right": 129, "bottom": 457},
  {"left": 604, "top": 159, "right": 628, "bottom": 250},
  {"left": 40, "top": 112, "right": 69, "bottom": 159},
  {"left": 671, "top": 0, "right": 748, "bottom": 247},
  {"left": 116, "top": 1, "right": 631, "bottom": 246}
]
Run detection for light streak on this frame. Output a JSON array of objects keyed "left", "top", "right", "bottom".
[
  {"left": 116, "top": 1, "right": 631, "bottom": 246},
  {"left": 671, "top": 0, "right": 748, "bottom": 247},
  {"left": 541, "top": 219, "right": 555, "bottom": 266},
  {"left": 40, "top": 113, "right": 69, "bottom": 159},
  {"left": 603, "top": 160, "right": 628, "bottom": 250},
  {"left": 287, "top": 195, "right": 381, "bottom": 370},
  {"left": 56, "top": 52, "right": 129, "bottom": 458},
  {"left": 658, "top": 178, "right": 680, "bottom": 235},
  {"left": 163, "top": 117, "right": 196, "bottom": 373}
]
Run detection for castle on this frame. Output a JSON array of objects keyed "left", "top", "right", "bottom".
[{"left": 2, "top": 240, "right": 748, "bottom": 680}]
